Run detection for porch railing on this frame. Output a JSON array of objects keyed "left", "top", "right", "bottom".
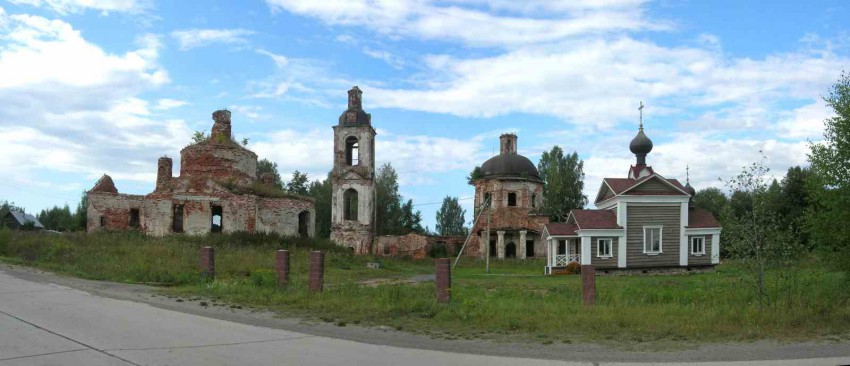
[
  {"left": 554, "top": 255, "right": 568, "bottom": 266},
  {"left": 569, "top": 254, "right": 580, "bottom": 263}
]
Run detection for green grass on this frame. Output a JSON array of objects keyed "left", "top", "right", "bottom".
[{"left": 1, "top": 229, "right": 848, "bottom": 346}]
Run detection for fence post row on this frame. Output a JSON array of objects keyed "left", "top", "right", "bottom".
[
  {"left": 581, "top": 264, "right": 596, "bottom": 306},
  {"left": 309, "top": 251, "right": 324, "bottom": 292},
  {"left": 275, "top": 249, "right": 290, "bottom": 286},
  {"left": 200, "top": 246, "right": 215, "bottom": 281},
  {"left": 436, "top": 258, "right": 451, "bottom": 304}
]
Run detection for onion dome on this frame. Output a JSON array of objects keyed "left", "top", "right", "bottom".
[
  {"left": 480, "top": 154, "right": 541, "bottom": 180},
  {"left": 629, "top": 128, "right": 653, "bottom": 157}
]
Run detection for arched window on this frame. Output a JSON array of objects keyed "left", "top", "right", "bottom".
[
  {"left": 298, "top": 211, "right": 310, "bottom": 237},
  {"left": 531, "top": 193, "right": 537, "bottom": 208},
  {"left": 507, "top": 192, "right": 517, "bottom": 207},
  {"left": 345, "top": 136, "right": 359, "bottom": 166},
  {"left": 343, "top": 188, "right": 359, "bottom": 221},
  {"left": 505, "top": 242, "right": 517, "bottom": 258}
]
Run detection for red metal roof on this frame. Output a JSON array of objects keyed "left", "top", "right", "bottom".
[
  {"left": 571, "top": 209, "right": 621, "bottom": 229},
  {"left": 688, "top": 207, "right": 720, "bottom": 228},
  {"left": 544, "top": 222, "right": 578, "bottom": 236}
]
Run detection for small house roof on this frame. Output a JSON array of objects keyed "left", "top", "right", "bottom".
[
  {"left": 544, "top": 222, "right": 578, "bottom": 236},
  {"left": 688, "top": 207, "right": 720, "bottom": 228},
  {"left": 7, "top": 210, "right": 44, "bottom": 229},
  {"left": 570, "top": 209, "right": 621, "bottom": 230}
]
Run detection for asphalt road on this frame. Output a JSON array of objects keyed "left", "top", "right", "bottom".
[{"left": 0, "top": 265, "right": 848, "bottom": 366}]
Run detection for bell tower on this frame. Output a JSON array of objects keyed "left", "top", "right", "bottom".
[{"left": 330, "top": 86, "right": 376, "bottom": 254}]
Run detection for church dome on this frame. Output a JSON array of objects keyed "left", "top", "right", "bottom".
[
  {"left": 629, "top": 129, "right": 653, "bottom": 156},
  {"left": 480, "top": 153, "right": 540, "bottom": 180},
  {"left": 685, "top": 182, "right": 696, "bottom": 196}
]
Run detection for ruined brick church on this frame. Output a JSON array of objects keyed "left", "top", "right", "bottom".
[{"left": 87, "top": 110, "right": 315, "bottom": 237}]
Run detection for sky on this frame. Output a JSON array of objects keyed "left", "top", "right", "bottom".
[{"left": 0, "top": 0, "right": 847, "bottom": 231}]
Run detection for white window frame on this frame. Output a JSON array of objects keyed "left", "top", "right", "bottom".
[
  {"left": 596, "top": 238, "right": 613, "bottom": 258},
  {"left": 691, "top": 236, "right": 705, "bottom": 255},
  {"left": 643, "top": 225, "right": 663, "bottom": 255}
]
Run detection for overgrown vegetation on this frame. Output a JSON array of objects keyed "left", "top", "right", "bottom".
[
  {"left": 538, "top": 146, "right": 587, "bottom": 221},
  {"left": 1, "top": 231, "right": 847, "bottom": 345}
]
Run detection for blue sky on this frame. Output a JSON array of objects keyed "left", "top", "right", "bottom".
[{"left": 0, "top": 0, "right": 847, "bottom": 230}]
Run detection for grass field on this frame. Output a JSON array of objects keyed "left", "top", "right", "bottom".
[{"left": 1, "top": 229, "right": 848, "bottom": 346}]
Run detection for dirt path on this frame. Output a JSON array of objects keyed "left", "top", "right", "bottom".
[{"left": 2, "top": 263, "right": 848, "bottom": 364}]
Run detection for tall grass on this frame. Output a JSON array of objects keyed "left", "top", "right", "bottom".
[{"left": 1, "top": 230, "right": 848, "bottom": 344}]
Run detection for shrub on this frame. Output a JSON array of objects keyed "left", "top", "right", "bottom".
[{"left": 565, "top": 261, "right": 581, "bottom": 275}]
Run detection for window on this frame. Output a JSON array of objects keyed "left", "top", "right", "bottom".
[
  {"left": 172, "top": 204, "right": 184, "bottom": 233},
  {"left": 129, "top": 209, "right": 140, "bottom": 229},
  {"left": 597, "top": 238, "right": 613, "bottom": 258},
  {"left": 643, "top": 226, "right": 662, "bottom": 254},
  {"left": 526, "top": 239, "right": 535, "bottom": 257},
  {"left": 484, "top": 193, "right": 491, "bottom": 204},
  {"left": 531, "top": 193, "right": 537, "bottom": 208},
  {"left": 691, "top": 237, "right": 705, "bottom": 255},
  {"left": 343, "top": 188, "right": 358, "bottom": 221},
  {"left": 345, "top": 136, "right": 359, "bottom": 165},
  {"left": 99, "top": 216, "right": 106, "bottom": 228},
  {"left": 211, "top": 205, "right": 222, "bottom": 233},
  {"left": 507, "top": 192, "right": 517, "bottom": 206},
  {"left": 298, "top": 211, "right": 310, "bottom": 237}
]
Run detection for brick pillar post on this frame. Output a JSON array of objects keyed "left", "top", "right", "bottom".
[
  {"left": 581, "top": 265, "right": 596, "bottom": 306},
  {"left": 275, "top": 249, "right": 290, "bottom": 286},
  {"left": 200, "top": 246, "right": 215, "bottom": 281},
  {"left": 496, "top": 230, "right": 505, "bottom": 259},
  {"left": 308, "top": 251, "right": 324, "bottom": 292},
  {"left": 436, "top": 258, "right": 451, "bottom": 304},
  {"left": 519, "top": 230, "right": 527, "bottom": 260}
]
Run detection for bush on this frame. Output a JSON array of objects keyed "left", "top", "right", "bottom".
[{"left": 564, "top": 261, "right": 581, "bottom": 275}]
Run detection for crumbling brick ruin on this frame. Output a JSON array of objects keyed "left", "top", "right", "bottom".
[
  {"left": 330, "top": 87, "right": 376, "bottom": 254},
  {"left": 470, "top": 134, "right": 550, "bottom": 259},
  {"left": 372, "top": 234, "right": 471, "bottom": 259},
  {"left": 87, "top": 110, "right": 315, "bottom": 237}
]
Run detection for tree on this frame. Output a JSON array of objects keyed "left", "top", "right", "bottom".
[
  {"left": 807, "top": 72, "right": 850, "bottom": 276},
  {"left": 0, "top": 200, "right": 25, "bottom": 214},
  {"left": 399, "top": 199, "right": 424, "bottom": 234},
  {"left": 191, "top": 131, "right": 207, "bottom": 144},
  {"left": 436, "top": 196, "right": 466, "bottom": 236},
  {"left": 256, "top": 159, "right": 284, "bottom": 190},
  {"left": 308, "top": 173, "right": 333, "bottom": 239},
  {"left": 74, "top": 191, "right": 87, "bottom": 231},
  {"left": 693, "top": 187, "right": 728, "bottom": 218},
  {"left": 537, "top": 146, "right": 587, "bottom": 221},
  {"left": 37, "top": 204, "right": 75, "bottom": 231},
  {"left": 466, "top": 166, "right": 482, "bottom": 184},
  {"left": 375, "top": 163, "right": 402, "bottom": 236},
  {"left": 286, "top": 171, "right": 309, "bottom": 195},
  {"left": 721, "top": 154, "right": 799, "bottom": 310}
]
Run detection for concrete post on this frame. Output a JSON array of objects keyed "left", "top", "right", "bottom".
[
  {"left": 200, "top": 246, "right": 214, "bottom": 281},
  {"left": 308, "top": 251, "right": 324, "bottom": 292},
  {"left": 497, "top": 231, "right": 505, "bottom": 259},
  {"left": 581, "top": 265, "right": 596, "bottom": 306},
  {"left": 275, "top": 250, "right": 290, "bottom": 286},
  {"left": 519, "top": 230, "right": 527, "bottom": 260},
  {"left": 436, "top": 258, "right": 451, "bottom": 303}
]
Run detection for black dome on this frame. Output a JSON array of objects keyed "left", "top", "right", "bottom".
[
  {"left": 629, "top": 129, "right": 653, "bottom": 155},
  {"left": 480, "top": 153, "right": 540, "bottom": 180},
  {"left": 685, "top": 182, "right": 696, "bottom": 196}
]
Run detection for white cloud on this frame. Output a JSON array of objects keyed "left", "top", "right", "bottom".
[
  {"left": 8, "top": 0, "right": 149, "bottom": 15},
  {"left": 154, "top": 98, "right": 188, "bottom": 110},
  {"left": 776, "top": 100, "right": 832, "bottom": 139},
  {"left": 265, "top": 0, "right": 665, "bottom": 48},
  {"left": 228, "top": 105, "right": 269, "bottom": 121},
  {"left": 0, "top": 10, "right": 189, "bottom": 190},
  {"left": 256, "top": 48, "right": 288, "bottom": 68},
  {"left": 362, "top": 47, "right": 404, "bottom": 68},
  {"left": 362, "top": 37, "right": 846, "bottom": 129},
  {"left": 171, "top": 28, "right": 255, "bottom": 51}
]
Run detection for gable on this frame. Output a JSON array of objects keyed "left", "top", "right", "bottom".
[
  {"left": 595, "top": 182, "right": 616, "bottom": 203},
  {"left": 624, "top": 176, "right": 688, "bottom": 196}
]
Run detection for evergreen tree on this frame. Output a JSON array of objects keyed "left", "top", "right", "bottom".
[
  {"left": 74, "top": 191, "right": 87, "bottom": 231},
  {"left": 537, "top": 146, "right": 587, "bottom": 221},
  {"left": 435, "top": 196, "right": 466, "bottom": 236}
]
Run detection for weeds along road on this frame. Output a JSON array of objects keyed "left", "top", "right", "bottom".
[{"left": 0, "top": 264, "right": 848, "bottom": 366}]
